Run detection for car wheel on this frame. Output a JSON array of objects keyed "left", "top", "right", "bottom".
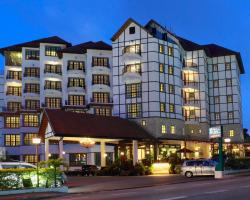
[{"left": 185, "top": 171, "right": 193, "bottom": 178}]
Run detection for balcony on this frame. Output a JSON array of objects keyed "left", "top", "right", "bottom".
[
  {"left": 44, "top": 70, "right": 62, "bottom": 79},
  {"left": 183, "top": 99, "right": 200, "bottom": 107},
  {"left": 122, "top": 45, "right": 141, "bottom": 62},
  {"left": 183, "top": 81, "right": 199, "bottom": 91},
  {"left": 6, "top": 75, "right": 22, "bottom": 81},
  {"left": 184, "top": 116, "right": 200, "bottom": 124},
  {"left": 64, "top": 100, "right": 86, "bottom": 107},
  {"left": 183, "top": 61, "right": 198, "bottom": 72},
  {"left": 67, "top": 86, "right": 85, "bottom": 94},
  {"left": 92, "top": 83, "right": 111, "bottom": 93},
  {"left": 122, "top": 64, "right": 142, "bottom": 84},
  {"left": 89, "top": 98, "right": 113, "bottom": 105}
]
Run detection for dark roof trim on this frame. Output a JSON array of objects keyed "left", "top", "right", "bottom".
[{"left": 0, "top": 36, "right": 71, "bottom": 54}]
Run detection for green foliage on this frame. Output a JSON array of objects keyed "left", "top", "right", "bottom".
[
  {"left": 225, "top": 158, "right": 250, "bottom": 170},
  {"left": 166, "top": 153, "right": 182, "bottom": 174}
]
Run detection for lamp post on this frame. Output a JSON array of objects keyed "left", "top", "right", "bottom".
[
  {"left": 32, "top": 137, "right": 41, "bottom": 187},
  {"left": 80, "top": 138, "right": 95, "bottom": 165}
]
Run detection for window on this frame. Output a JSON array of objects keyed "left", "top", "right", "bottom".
[
  {"left": 168, "top": 65, "right": 174, "bottom": 75},
  {"left": 24, "top": 83, "right": 40, "bottom": 94},
  {"left": 214, "top": 96, "right": 220, "bottom": 104},
  {"left": 6, "top": 71, "right": 22, "bottom": 80},
  {"left": 23, "top": 114, "right": 39, "bottom": 127},
  {"left": 213, "top": 80, "right": 219, "bottom": 88},
  {"left": 69, "top": 153, "right": 86, "bottom": 166},
  {"left": 159, "top": 63, "right": 164, "bottom": 73},
  {"left": 92, "top": 57, "right": 109, "bottom": 67},
  {"left": 129, "top": 26, "right": 135, "bottom": 34},
  {"left": 24, "top": 133, "right": 38, "bottom": 145},
  {"left": 68, "top": 61, "right": 85, "bottom": 71},
  {"left": 169, "top": 104, "right": 175, "bottom": 113},
  {"left": 5, "top": 51, "right": 22, "bottom": 66},
  {"left": 68, "top": 95, "right": 85, "bottom": 106},
  {"left": 141, "top": 120, "right": 146, "bottom": 126},
  {"left": 68, "top": 78, "right": 85, "bottom": 88},
  {"left": 94, "top": 107, "right": 112, "bottom": 116},
  {"left": 228, "top": 112, "right": 234, "bottom": 119},
  {"left": 123, "top": 63, "right": 141, "bottom": 74},
  {"left": 92, "top": 75, "right": 109, "bottom": 85},
  {"left": 229, "top": 130, "right": 235, "bottom": 137},
  {"left": 168, "top": 46, "right": 174, "bottom": 56},
  {"left": 25, "top": 49, "right": 39, "bottom": 60},
  {"left": 44, "top": 64, "right": 62, "bottom": 75},
  {"left": 5, "top": 134, "right": 20, "bottom": 146},
  {"left": 226, "top": 79, "right": 232, "bottom": 87},
  {"left": 45, "top": 97, "right": 62, "bottom": 108},
  {"left": 225, "top": 63, "right": 231, "bottom": 70},
  {"left": 212, "top": 64, "right": 218, "bottom": 72},
  {"left": 170, "top": 125, "right": 175, "bottom": 134},
  {"left": 189, "top": 92, "right": 195, "bottom": 100},
  {"left": 6, "top": 86, "right": 22, "bottom": 96},
  {"left": 160, "top": 83, "right": 165, "bottom": 92},
  {"left": 24, "top": 155, "right": 38, "bottom": 165},
  {"left": 123, "top": 45, "right": 141, "bottom": 55},
  {"left": 125, "top": 83, "right": 141, "bottom": 98},
  {"left": 161, "top": 125, "right": 166, "bottom": 134},
  {"left": 160, "top": 103, "right": 165, "bottom": 112},
  {"left": 169, "top": 84, "right": 175, "bottom": 94},
  {"left": 199, "top": 129, "right": 202, "bottom": 134},
  {"left": 227, "top": 95, "right": 233, "bottom": 103},
  {"left": 127, "top": 103, "right": 141, "bottom": 118},
  {"left": 45, "top": 46, "right": 61, "bottom": 57},
  {"left": 45, "top": 80, "right": 62, "bottom": 91},
  {"left": 25, "top": 100, "right": 40, "bottom": 110},
  {"left": 215, "top": 113, "right": 220, "bottom": 120},
  {"left": 189, "top": 110, "right": 196, "bottom": 118},
  {"left": 191, "top": 129, "right": 194, "bottom": 134},
  {"left": 5, "top": 116, "right": 20, "bottom": 128},
  {"left": 7, "top": 102, "right": 21, "bottom": 111},
  {"left": 159, "top": 44, "right": 164, "bottom": 53},
  {"left": 92, "top": 92, "right": 110, "bottom": 103},
  {"left": 24, "top": 68, "right": 40, "bottom": 77}
]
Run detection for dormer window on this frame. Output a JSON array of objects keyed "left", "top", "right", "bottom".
[
  {"left": 129, "top": 27, "right": 135, "bottom": 34},
  {"left": 152, "top": 28, "right": 156, "bottom": 35}
]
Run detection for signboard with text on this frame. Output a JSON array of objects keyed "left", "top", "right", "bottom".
[{"left": 209, "top": 126, "right": 222, "bottom": 139}]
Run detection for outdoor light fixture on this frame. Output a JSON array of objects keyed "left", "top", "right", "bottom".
[
  {"left": 224, "top": 138, "right": 231, "bottom": 143},
  {"left": 120, "top": 152, "right": 125, "bottom": 156},
  {"left": 80, "top": 138, "right": 95, "bottom": 148},
  {"left": 62, "top": 151, "right": 66, "bottom": 155},
  {"left": 32, "top": 137, "right": 41, "bottom": 145}
]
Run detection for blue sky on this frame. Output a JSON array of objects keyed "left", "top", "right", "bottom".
[{"left": 0, "top": 0, "right": 249, "bottom": 130}]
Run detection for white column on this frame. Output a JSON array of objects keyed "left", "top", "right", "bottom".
[
  {"left": 132, "top": 140, "right": 138, "bottom": 166},
  {"left": 45, "top": 138, "right": 49, "bottom": 161},
  {"left": 100, "top": 140, "right": 106, "bottom": 167},
  {"left": 87, "top": 148, "right": 94, "bottom": 165},
  {"left": 59, "top": 138, "right": 64, "bottom": 159}
]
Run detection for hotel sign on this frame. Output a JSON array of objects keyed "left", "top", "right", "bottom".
[{"left": 209, "top": 126, "right": 222, "bottom": 139}]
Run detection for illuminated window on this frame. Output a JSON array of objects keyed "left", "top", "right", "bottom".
[
  {"left": 199, "top": 129, "right": 202, "bottom": 134},
  {"left": 125, "top": 83, "right": 141, "bottom": 98},
  {"left": 68, "top": 95, "right": 85, "bottom": 106},
  {"left": 5, "top": 51, "right": 22, "bottom": 66},
  {"left": 24, "top": 133, "right": 38, "bottom": 145},
  {"left": 227, "top": 95, "right": 233, "bottom": 103},
  {"left": 45, "top": 46, "right": 61, "bottom": 57},
  {"left": 169, "top": 84, "right": 175, "bottom": 94},
  {"left": 25, "top": 49, "right": 39, "bottom": 60},
  {"left": 24, "top": 83, "right": 40, "bottom": 94},
  {"left": 44, "top": 64, "right": 62, "bottom": 75},
  {"left": 214, "top": 96, "right": 220, "bottom": 104},
  {"left": 127, "top": 103, "right": 141, "bottom": 118},
  {"left": 92, "top": 57, "right": 109, "bottom": 67},
  {"left": 45, "top": 97, "right": 62, "bottom": 108},
  {"left": 92, "top": 75, "right": 109, "bottom": 86},
  {"left": 7, "top": 102, "right": 21, "bottom": 111},
  {"left": 228, "top": 112, "right": 234, "bottom": 119},
  {"left": 68, "top": 60, "right": 85, "bottom": 71},
  {"left": 160, "top": 103, "right": 165, "bottom": 112},
  {"left": 68, "top": 78, "right": 85, "bottom": 88},
  {"left": 24, "top": 155, "right": 38, "bottom": 165},
  {"left": 69, "top": 153, "right": 86, "bottom": 166},
  {"left": 92, "top": 92, "right": 110, "bottom": 103},
  {"left": 225, "top": 63, "right": 231, "bottom": 70},
  {"left": 189, "top": 92, "right": 195, "bottom": 100},
  {"left": 191, "top": 129, "right": 194, "bottom": 134},
  {"left": 4, "top": 134, "right": 20, "bottom": 146},
  {"left": 159, "top": 63, "right": 164, "bottom": 73},
  {"left": 215, "top": 113, "right": 220, "bottom": 120},
  {"left": 161, "top": 125, "right": 166, "bottom": 134},
  {"left": 226, "top": 78, "right": 232, "bottom": 87},
  {"left": 24, "top": 68, "right": 40, "bottom": 77},
  {"left": 6, "top": 86, "right": 22, "bottom": 96},
  {"left": 160, "top": 83, "right": 165, "bottom": 92},
  {"left": 168, "top": 65, "right": 174, "bottom": 75},
  {"left": 5, "top": 116, "right": 20, "bottom": 128},
  {"left": 170, "top": 125, "right": 175, "bottom": 134},
  {"left": 141, "top": 120, "right": 146, "bottom": 126},
  {"left": 45, "top": 80, "right": 62, "bottom": 91},
  {"left": 229, "top": 130, "right": 235, "bottom": 137},
  {"left": 159, "top": 44, "right": 164, "bottom": 53},
  {"left": 23, "top": 114, "right": 39, "bottom": 127},
  {"left": 123, "top": 45, "right": 141, "bottom": 55},
  {"left": 213, "top": 80, "right": 219, "bottom": 88},
  {"left": 25, "top": 100, "right": 40, "bottom": 110},
  {"left": 6, "top": 71, "right": 22, "bottom": 80},
  {"left": 168, "top": 46, "right": 174, "bottom": 56},
  {"left": 123, "top": 63, "right": 141, "bottom": 74},
  {"left": 212, "top": 64, "right": 218, "bottom": 72},
  {"left": 94, "top": 107, "right": 111, "bottom": 116},
  {"left": 169, "top": 104, "right": 175, "bottom": 113}
]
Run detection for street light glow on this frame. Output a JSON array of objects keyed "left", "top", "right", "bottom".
[
  {"left": 224, "top": 138, "right": 231, "bottom": 143},
  {"left": 32, "top": 137, "right": 41, "bottom": 144}
]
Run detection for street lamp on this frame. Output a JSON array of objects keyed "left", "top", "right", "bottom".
[{"left": 32, "top": 137, "right": 41, "bottom": 187}]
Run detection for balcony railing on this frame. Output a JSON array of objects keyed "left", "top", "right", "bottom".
[
  {"left": 44, "top": 86, "right": 62, "bottom": 91},
  {"left": 183, "top": 81, "right": 199, "bottom": 87},
  {"left": 122, "top": 64, "right": 142, "bottom": 75},
  {"left": 184, "top": 99, "right": 200, "bottom": 104},
  {"left": 44, "top": 70, "right": 62, "bottom": 75},
  {"left": 64, "top": 100, "right": 86, "bottom": 106},
  {"left": 122, "top": 45, "right": 141, "bottom": 55},
  {"left": 23, "top": 73, "right": 40, "bottom": 78},
  {"left": 6, "top": 75, "right": 22, "bottom": 80},
  {"left": 92, "top": 81, "right": 110, "bottom": 86},
  {"left": 90, "top": 98, "right": 113, "bottom": 104},
  {"left": 23, "top": 89, "right": 40, "bottom": 94},
  {"left": 184, "top": 116, "right": 199, "bottom": 121},
  {"left": 6, "top": 91, "right": 22, "bottom": 96},
  {"left": 92, "top": 62, "right": 110, "bottom": 68}
]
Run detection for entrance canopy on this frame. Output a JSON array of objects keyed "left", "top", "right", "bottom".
[{"left": 39, "top": 109, "right": 153, "bottom": 140}]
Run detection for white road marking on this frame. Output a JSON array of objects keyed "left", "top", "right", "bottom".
[
  {"left": 160, "top": 196, "right": 187, "bottom": 200},
  {"left": 205, "top": 189, "right": 228, "bottom": 194}
]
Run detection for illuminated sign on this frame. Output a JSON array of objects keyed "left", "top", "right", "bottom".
[{"left": 209, "top": 126, "right": 222, "bottom": 139}]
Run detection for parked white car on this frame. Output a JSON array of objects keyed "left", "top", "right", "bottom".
[
  {"left": 0, "top": 162, "right": 36, "bottom": 169},
  {"left": 181, "top": 159, "right": 217, "bottom": 177}
]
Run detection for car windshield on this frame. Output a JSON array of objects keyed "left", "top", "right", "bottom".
[
  {"left": 20, "top": 165, "right": 35, "bottom": 168},
  {"left": 2, "top": 164, "right": 19, "bottom": 169}
]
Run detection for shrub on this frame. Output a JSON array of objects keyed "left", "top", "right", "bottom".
[{"left": 225, "top": 158, "right": 250, "bottom": 170}]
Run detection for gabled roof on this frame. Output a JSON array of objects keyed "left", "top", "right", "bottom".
[
  {"left": 111, "top": 18, "right": 151, "bottom": 41},
  {"left": 0, "top": 36, "right": 71, "bottom": 54},
  {"left": 39, "top": 109, "right": 154, "bottom": 140},
  {"left": 177, "top": 36, "right": 203, "bottom": 51},
  {"left": 60, "top": 41, "right": 112, "bottom": 54}
]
